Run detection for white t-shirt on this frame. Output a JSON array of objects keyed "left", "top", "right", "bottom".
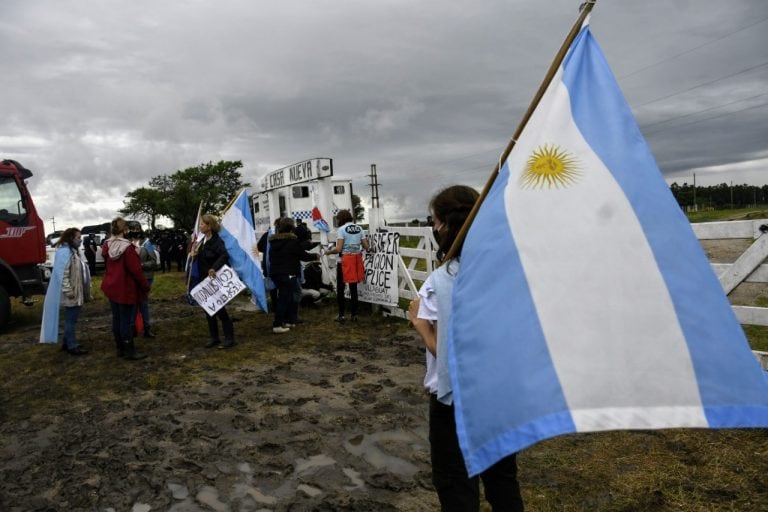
[{"left": 417, "top": 273, "right": 439, "bottom": 395}]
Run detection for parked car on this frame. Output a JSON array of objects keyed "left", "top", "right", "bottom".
[{"left": 45, "top": 232, "right": 107, "bottom": 271}]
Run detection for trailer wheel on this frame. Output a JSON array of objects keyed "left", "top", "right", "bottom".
[{"left": 0, "top": 285, "right": 9, "bottom": 327}]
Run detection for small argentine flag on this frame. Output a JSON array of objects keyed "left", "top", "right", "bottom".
[
  {"left": 220, "top": 190, "right": 268, "bottom": 312},
  {"left": 448, "top": 20, "right": 768, "bottom": 476}
]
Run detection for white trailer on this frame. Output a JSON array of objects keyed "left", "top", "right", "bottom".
[{"left": 251, "top": 157, "right": 354, "bottom": 240}]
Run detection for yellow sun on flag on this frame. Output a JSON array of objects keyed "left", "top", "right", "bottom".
[{"left": 520, "top": 144, "right": 580, "bottom": 189}]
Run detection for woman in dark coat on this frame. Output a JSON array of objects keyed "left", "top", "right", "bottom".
[
  {"left": 192, "top": 214, "right": 236, "bottom": 349},
  {"left": 101, "top": 217, "right": 150, "bottom": 360},
  {"left": 268, "top": 217, "right": 319, "bottom": 333}
]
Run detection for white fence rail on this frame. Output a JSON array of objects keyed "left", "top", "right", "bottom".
[{"left": 379, "top": 219, "right": 768, "bottom": 369}]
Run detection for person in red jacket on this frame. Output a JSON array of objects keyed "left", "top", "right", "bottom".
[{"left": 101, "top": 217, "right": 150, "bottom": 360}]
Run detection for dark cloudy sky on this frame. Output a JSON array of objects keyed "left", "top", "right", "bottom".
[{"left": 1, "top": 0, "right": 766, "bottom": 231}]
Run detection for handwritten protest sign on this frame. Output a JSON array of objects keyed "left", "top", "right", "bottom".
[
  {"left": 357, "top": 232, "right": 400, "bottom": 306},
  {"left": 190, "top": 264, "right": 246, "bottom": 316}
]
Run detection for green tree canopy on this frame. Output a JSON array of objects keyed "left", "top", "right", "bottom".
[
  {"left": 121, "top": 160, "right": 250, "bottom": 231},
  {"left": 119, "top": 187, "right": 165, "bottom": 229},
  {"left": 351, "top": 194, "right": 365, "bottom": 222}
]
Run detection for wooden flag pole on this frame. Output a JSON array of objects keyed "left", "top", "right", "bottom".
[
  {"left": 442, "top": 0, "right": 596, "bottom": 263},
  {"left": 220, "top": 188, "right": 246, "bottom": 217},
  {"left": 186, "top": 200, "right": 205, "bottom": 292}
]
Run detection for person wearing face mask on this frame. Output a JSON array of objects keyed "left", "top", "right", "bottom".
[{"left": 39, "top": 227, "right": 92, "bottom": 355}]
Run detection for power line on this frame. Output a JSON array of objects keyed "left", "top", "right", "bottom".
[
  {"left": 644, "top": 101, "right": 768, "bottom": 136},
  {"left": 634, "top": 60, "right": 768, "bottom": 109},
  {"left": 640, "top": 92, "right": 768, "bottom": 131},
  {"left": 618, "top": 16, "right": 768, "bottom": 80}
]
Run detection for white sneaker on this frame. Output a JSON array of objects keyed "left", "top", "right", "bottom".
[
  {"left": 272, "top": 326, "right": 290, "bottom": 334},
  {"left": 284, "top": 323, "right": 296, "bottom": 328}
]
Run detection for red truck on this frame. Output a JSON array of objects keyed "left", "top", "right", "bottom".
[{"left": 0, "top": 159, "right": 49, "bottom": 327}]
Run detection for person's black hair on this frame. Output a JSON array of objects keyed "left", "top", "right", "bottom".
[{"left": 429, "top": 185, "right": 479, "bottom": 263}]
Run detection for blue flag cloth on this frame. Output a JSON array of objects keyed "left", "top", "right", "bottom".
[
  {"left": 448, "top": 21, "right": 768, "bottom": 477},
  {"left": 312, "top": 206, "right": 330, "bottom": 232},
  {"left": 39, "top": 247, "right": 70, "bottom": 344},
  {"left": 220, "top": 190, "right": 268, "bottom": 312}
]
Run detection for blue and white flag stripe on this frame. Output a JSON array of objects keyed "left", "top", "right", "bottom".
[
  {"left": 220, "top": 190, "right": 268, "bottom": 312},
  {"left": 449, "top": 22, "right": 768, "bottom": 477},
  {"left": 39, "top": 247, "right": 70, "bottom": 344}
]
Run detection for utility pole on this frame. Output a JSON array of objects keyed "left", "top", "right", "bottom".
[
  {"left": 368, "top": 164, "right": 380, "bottom": 208},
  {"left": 49, "top": 216, "right": 56, "bottom": 232},
  {"left": 730, "top": 180, "right": 734, "bottom": 210},
  {"left": 693, "top": 173, "right": 697, "bottom": 212}
]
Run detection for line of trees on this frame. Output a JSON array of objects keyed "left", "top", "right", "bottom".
[
  {"left": 670, "top": 182, "right": 768, "bottom": 210},
  {"left": 120, "top": 161, "right": 249, "bottom": 231}
]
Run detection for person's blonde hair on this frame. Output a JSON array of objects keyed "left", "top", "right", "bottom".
[
  {"left": 200, "top": 214, "right": 221, "bottom": 233},
  {"left": 111, "top": 217, "right": 127, "bottom": 236}
]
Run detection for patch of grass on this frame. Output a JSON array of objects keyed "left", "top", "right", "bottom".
[
  {"left": 519, "top": 429, "right": 768, "bottom": 512},
  {"left": 687, "top": 207, "right": 768, "bottom": 223},
  {"left": 743, "top": 325, "right": 768, "bottom": 352}
]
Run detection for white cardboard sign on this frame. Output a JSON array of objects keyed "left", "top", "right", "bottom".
[
  {"left": 357, "top": 232, "right": 400, "bottom": 307},
  {"left": 190, "top": 264, "right": 245, "bottom": 316}
]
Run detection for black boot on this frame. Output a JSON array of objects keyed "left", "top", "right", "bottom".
[
  {"left": 116, "top": 338, "right": 125, "bottom": 358},
  {"left": 144, "top": 326, "right": 156, "bottom": 338},
  {"left": 123, "top": 340, "right": 147, "bottom": 360}
]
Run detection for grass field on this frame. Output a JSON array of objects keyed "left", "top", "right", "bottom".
[{"left": 686, "top": 207, "right": 768, "bottom": 223}]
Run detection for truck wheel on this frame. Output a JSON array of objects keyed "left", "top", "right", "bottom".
[{"left": 0, "top": 286, "right": 9, "bottom": 327}]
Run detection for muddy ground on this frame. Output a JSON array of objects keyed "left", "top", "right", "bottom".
[
  {"left": 1, "top": 243, "right": 767, "bottom": 511},
  {"left": 0, "top": 285, "right": 442, "bottom": 511}
]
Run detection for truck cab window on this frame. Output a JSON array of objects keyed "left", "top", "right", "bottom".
[{"left": 0, "top": 176, "right": 27, "bottom": 225}]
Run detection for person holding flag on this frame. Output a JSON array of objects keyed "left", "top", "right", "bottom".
[
  {"left": 444, "top": 1, "right": 768, "bottom": 479},
  {"left": 39, "top": 227, "right": 92, "bottom": 355},
  {"left": 191, "top": 214, "right": 236, "bottom": 349},
  {"left": 409, "top": 185, "right": 524, "bottom": 511}
]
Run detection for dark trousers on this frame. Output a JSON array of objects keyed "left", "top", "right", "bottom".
[
  {"left": 429, "top": 395, "right": 524, "bottom": 512},
  {"left": 272, "top": 274, "right": 299, "bottom": 327},
  {"left": 63, "top": 306, "right": 82, "bottom": 350},
  {"left": 336, "top": 263, "right": 358, "bottom": 316},
  {"left": 160, "top": 253, "right": 172, "bottom": 272},
  {"left": 206, "top": 306, "right": 234, "bottom": 342},
  {"left": 138, "top": 277, "right": 153, "bottom": 331},
  {"left": 110, "top": 301, "right": 135, "bottom": 341}
]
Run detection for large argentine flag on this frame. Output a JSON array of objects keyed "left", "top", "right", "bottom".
[
  {"left": 220, "top": 190, "right": 268, "bottom": 312},
  {"left": 449, "top": 22, "right": 768, "bottom": 477}
]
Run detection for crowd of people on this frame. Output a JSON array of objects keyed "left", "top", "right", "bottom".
[
  {"left": 42, "top": 209, "right": 368, "bottom": 354},
  {"left": 39, "top": 199, "right": 524, "bottom": 510}
]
